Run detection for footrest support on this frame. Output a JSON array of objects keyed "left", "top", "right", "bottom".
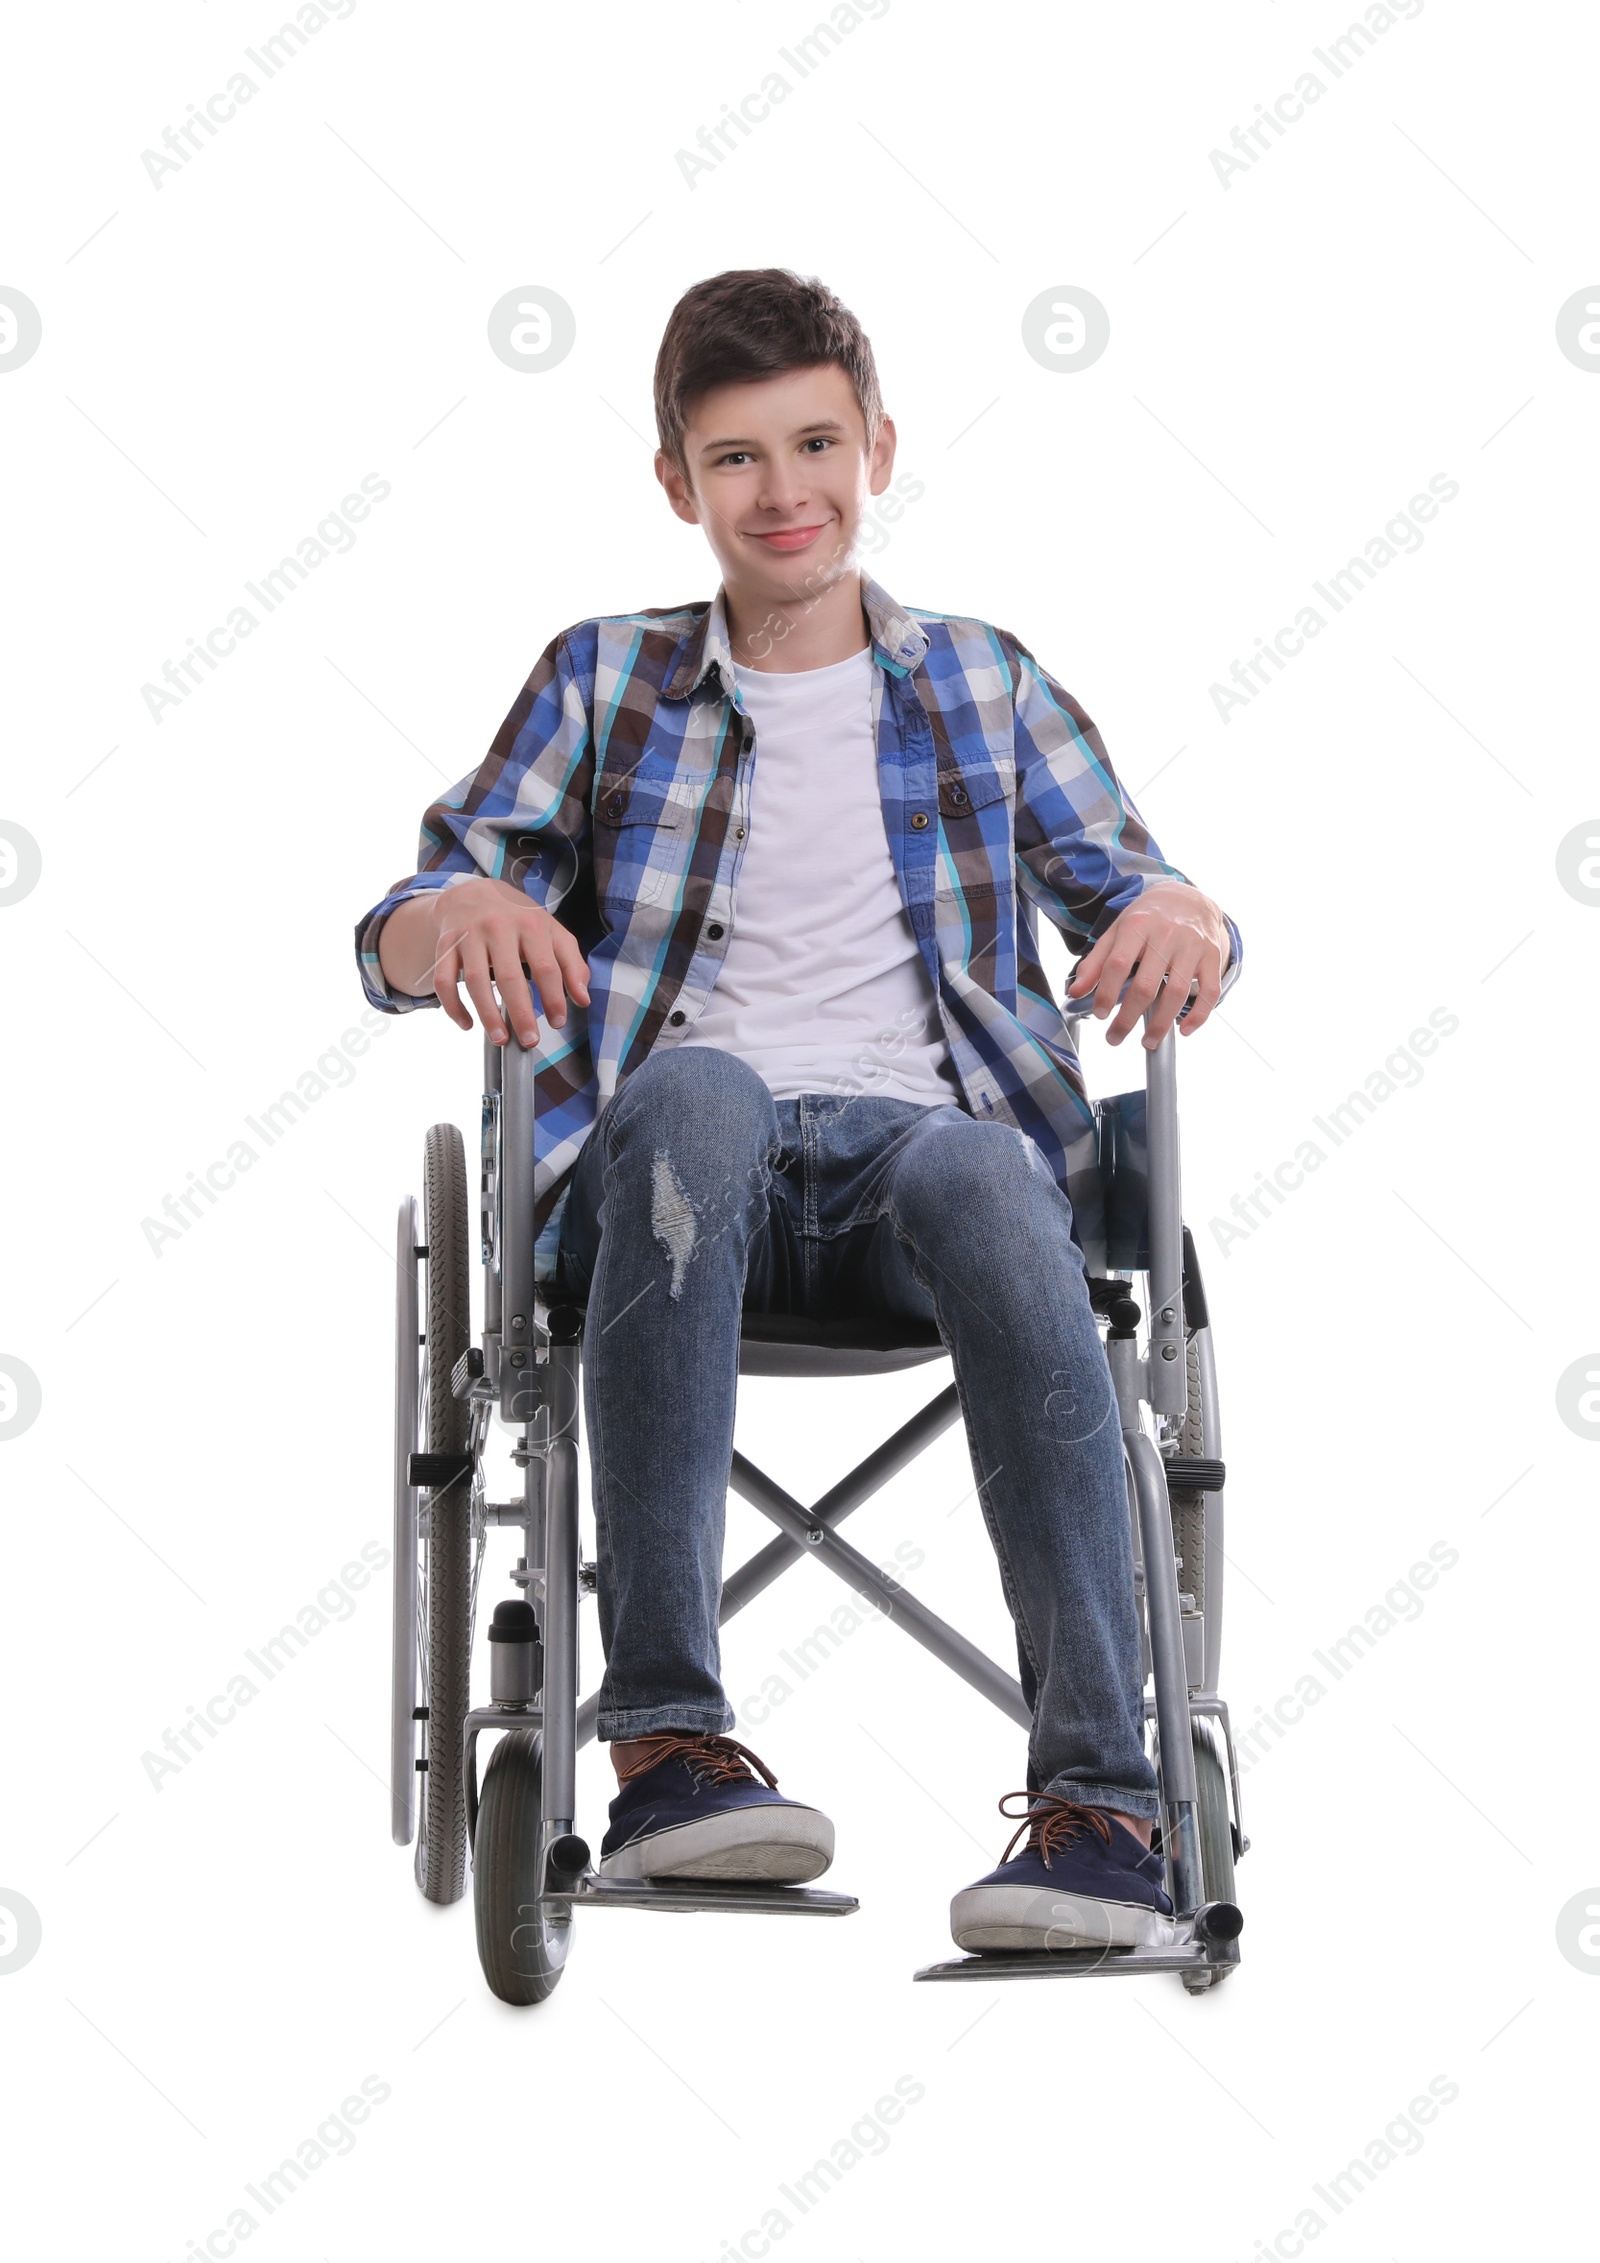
[{"left": 554, "top": 1876, "right": 859, "bottom": 1918}]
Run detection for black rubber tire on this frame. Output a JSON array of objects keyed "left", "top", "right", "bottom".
[
  {"left": 1184, "top": 1718, "right": 1238, "bottom": 1992},
  {"left": 1193, "top": 1718, "right": 1237, "bottom": 1906},
  {"left": 1148, "top": 1715, "right": 1240, "bottom": 1989},
  {"left": 415, "top": 1122, "right": 473, "bottom": 1906},
  {"left": 473, "top": 1730, "right": 572, "bottom": 2007}
]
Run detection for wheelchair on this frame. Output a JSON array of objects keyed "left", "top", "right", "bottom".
[{"left": 388, "top": 1008, "right": 1247, "bottom": 2005}]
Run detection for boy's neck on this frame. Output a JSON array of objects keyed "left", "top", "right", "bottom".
[{"left": 723, "top": 565, "right": 871, "bottom": 674}]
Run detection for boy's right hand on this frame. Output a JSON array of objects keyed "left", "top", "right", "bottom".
[{"left": 380, "top": 877, "right": 591, "bottom": 1047}]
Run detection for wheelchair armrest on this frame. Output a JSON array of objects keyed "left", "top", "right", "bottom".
[{"left": 1063, "top": 973, "right": 1203, "bottom": 1023}]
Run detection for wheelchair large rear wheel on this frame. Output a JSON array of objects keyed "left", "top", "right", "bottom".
[
  {"left": 473, "top": 1729, "right": 572, "bottom": 2006},
  {"left": 415, "top": 1122, "right": 474, "bottom": 1906}
]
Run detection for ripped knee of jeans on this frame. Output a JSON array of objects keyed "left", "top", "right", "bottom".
[{"left": 650, "top": 1151, "right": 699, "bottom": 1299}]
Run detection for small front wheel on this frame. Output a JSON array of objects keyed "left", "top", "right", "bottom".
[
  {"left": 1193, "top": 1716, "right": 1237, "bottom": 1911},
  {"left": 473, "top": 1730, "right": 573, "bottom": 2007},
  {"left": 1181, "top": 1718, "right": 1239, "bottom": 1993},
  {"left": 1151, "top": 1716, "right": 1241, "bottom": 1992}
]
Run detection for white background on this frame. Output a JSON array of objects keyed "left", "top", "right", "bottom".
[{"left": 2, "top": 1, "right": 1596, "bottom": 2256}]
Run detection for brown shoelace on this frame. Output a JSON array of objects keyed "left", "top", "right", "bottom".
[
  {"left": 615, "top": 1731, "right": 780, "bottom": 1791},
  {"left": 997, "top": 1791, "right": 1114, "bottom": 1870}
]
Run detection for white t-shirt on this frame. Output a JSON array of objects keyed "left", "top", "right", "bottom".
[{"left": 677, "top": 645, "right": 958, "bottom": 1106}]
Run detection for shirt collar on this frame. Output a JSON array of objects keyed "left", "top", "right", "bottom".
[{"left": 662, "top": 571, "right": 930, "bottom": 699}]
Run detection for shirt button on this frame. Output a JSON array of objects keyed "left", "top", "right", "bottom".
[
  {"left": 734, "top": 825, "right": 747, "bottom": 840},
  {"left": 604, "top": 793, "right": 624, "bottom": 818},
  {"left": 910, "top": 811, "right": 930, "bottom": 831},
  {"left": 706, "top": 922, "right": 725, "bottom": 940},
  {"left": 951, "top": 786, "right": 970, "bottom": 809},
  {"left": 668, "top": 1009, "right": 687, "bottom": 1026}
]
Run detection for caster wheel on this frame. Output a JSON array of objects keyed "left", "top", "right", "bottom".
[{"left": 474, "top": 1730, "right": 573, "bottom": 2007}]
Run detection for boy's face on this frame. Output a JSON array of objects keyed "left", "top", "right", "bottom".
[{"left": 656, "top": 363, "right": 896, "bottom": 613}]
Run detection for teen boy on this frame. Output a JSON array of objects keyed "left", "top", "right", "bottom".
[{"left": 356, "top": 269, "right": 1241, "bottom": 1953}]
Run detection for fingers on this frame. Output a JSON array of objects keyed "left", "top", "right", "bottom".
[
  {"left": 1103, "top": 926, "right": 1172, "bottom": 1045},
  {"left": 1067, "top": 932, "right": 1107, "bottom": 997},
  {"left": 1141, "top": 934, "right": 1204, "bottom": 1048},
  {"left": 519, "top": 935, "right": 571, "bottom": 1035},
  {"left": 491, "top": 924, "right": 544, "bottom": 1048},
  {"left": 455, "top": 932, "right": 511, "bottom": 1045},
  {"left": 1083, "top": 893, "right": 1229, "bottom": 1049},
  {"left": 482, "top": 909, "right": 570, "bottom": 1040},
  {"left": 429, "top": 933, "right": 474, "bottom": 1032},
  {"left": 1176, "top": 938, "right": 1225, "bottom": 1035},
  {"left": 1092, "top": 918, "right": 1150, "bottom": 1044},
  {"left": 549, "top": 922, "right": 591, "bottom": 1009},
  {"left": 425, "top": 883, "right": 593, "bottom": 1048}
]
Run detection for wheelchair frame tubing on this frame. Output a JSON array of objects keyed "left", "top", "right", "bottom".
[
  {"left": 1143, "top": 1031, "right": 1187, "bottom": 1418},
  {"left": 1132, "top": 1027, "right": 1203, "bottom": 1916},
  {"left": 538, "top": 1337, "right": 582, "bottom": 1873},
  {"left": 1128, "top": 1430, "right": 1203, "bottom": 1914}
]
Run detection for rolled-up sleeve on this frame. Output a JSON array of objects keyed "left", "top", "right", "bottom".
[
  {"left": 354, "top": 626, "right": 597, "bottom": 1014},
  {"left": 1008, "top": 641, "right": 1242, "bottom": 994}
]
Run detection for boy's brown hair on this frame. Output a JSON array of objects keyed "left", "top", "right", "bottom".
[{"left": 653, "top": 268, "right": 884, "bottom": 480}]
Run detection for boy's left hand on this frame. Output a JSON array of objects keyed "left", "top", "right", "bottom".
[{"left": 1067, "top": 881, "right": 1232, "bottom": 1049}]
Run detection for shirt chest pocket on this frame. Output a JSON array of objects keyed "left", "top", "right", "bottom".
[
  {"left": 935, "top": 755, "right": 1013, "bottom": 895},
  {"left": 592, "top": 760, "right": 692, "bottom": 907}
]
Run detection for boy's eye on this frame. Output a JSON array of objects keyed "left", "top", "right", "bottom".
[{"left": 713, "top": 438, "right": 834, "bottom": 466}]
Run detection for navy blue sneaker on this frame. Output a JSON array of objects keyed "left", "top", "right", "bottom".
[
  {"left": 950, "top": 1792, "right": 1175, "bottom": 1953},
  {"left": 599, "top": 1733, "right": 835, "bottom": 1884}
]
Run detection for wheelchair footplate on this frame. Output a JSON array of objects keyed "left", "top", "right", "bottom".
[
  {"left": 556, "top": 1874, "right": 859, "bottom": 1918},
  {"left": 914, "top": 1903, "right": 1242, "bottom": 1984}
]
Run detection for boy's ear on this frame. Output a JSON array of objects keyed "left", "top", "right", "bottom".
[
  {"left": 867, "top": 413, "right": 898, "bottom": 498},
  {"left": 655, "top": 448, "right": 701, "bottom": 526}
]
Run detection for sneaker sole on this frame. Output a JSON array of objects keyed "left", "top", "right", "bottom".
[
  {"left": 599, "top": 1806, "right": 835, "bottom": 1884},
  {"left": 950, "top": 1883, "right": 1177, "bottom": 1954}
]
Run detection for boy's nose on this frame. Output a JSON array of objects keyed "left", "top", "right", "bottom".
[{"left": 755, "top": 470, "right": 812, "bottom": 515}]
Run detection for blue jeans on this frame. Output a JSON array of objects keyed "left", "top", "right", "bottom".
[{"left": 554, "top": 1046, "right": 1159, "bottom": 1820}]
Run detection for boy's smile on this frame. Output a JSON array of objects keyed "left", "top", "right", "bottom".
[
  {"left": 747, "top": 522, "right": 831, "bottom": 553},
  {"left": 656, "top": 362, "right": 897, "bottom": 668}
]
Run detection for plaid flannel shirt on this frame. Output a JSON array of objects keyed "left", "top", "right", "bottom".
[{"left": 355, "top": 575, "right": 1242, "bottom": 1279}]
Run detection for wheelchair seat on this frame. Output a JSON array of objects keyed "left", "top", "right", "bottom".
[
  {"left": 735, "top": 1309, "right": 947, "bottom": 1379},
  {"left": 536, "top": 1293, "right": 948, "bottom": 1380},
  {"left": 533, "top": 1076, "right": 1147, "bottom": 1377}
]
